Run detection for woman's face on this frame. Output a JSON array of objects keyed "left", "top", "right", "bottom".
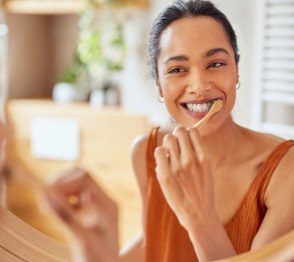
[{"left": 157, "top": 16, "right": 238, "bottom": 133}]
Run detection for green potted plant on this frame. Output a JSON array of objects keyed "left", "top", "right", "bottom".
[{"left": 53, "top": 4, "right": 126, "bottom": 104}]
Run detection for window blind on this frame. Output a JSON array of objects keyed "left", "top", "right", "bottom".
[{"left": 254, "top": 0, "right": 294, "bottom": 138}]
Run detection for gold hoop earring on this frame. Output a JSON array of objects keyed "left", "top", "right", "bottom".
[
  {"left": 157, "top": 88, "right": 164, "bottom": 103},
  {"left": 236, "top": 82, "right": 241, "bottom": 90},
  {"left": 157, "top": 95, "right": 165, "bottom": 103}
]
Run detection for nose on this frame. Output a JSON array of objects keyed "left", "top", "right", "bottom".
[{"left": 185, "top": 69, "right": 210, "bottom": 97}]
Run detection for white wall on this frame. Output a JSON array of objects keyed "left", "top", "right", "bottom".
[{"left": 119, "top": 6, "right": 170, "bottom": 125}]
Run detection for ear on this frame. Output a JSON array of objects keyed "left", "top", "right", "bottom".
[
  {"left": 156, "top": 79, "right": 163, "bottom": 97},
  {"left": 236, "top": 73, "right": 239, "bottom": 85}
]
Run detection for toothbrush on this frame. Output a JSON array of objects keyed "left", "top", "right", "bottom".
[{"left": 192, "top": 99, "right": 223, "bottom": 130}]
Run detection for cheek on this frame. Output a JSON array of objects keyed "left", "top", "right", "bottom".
[
  {"left": 214, "top": 72, "right": 236, "bottom": 111},
  {"left": 224, "top": 81, "right": 237, "bottom": 112},
  {"left": 218, "top": 73, "right": 236, "bottom": 96},
  {"left": 162, "top": 83, "right": 176, "bottom": 97},
  {"left": 162, "top": 84, "right": 184, "bottom": 108},
  {"left": 160, "top": 77, "right": 184, "bottom": 98}
]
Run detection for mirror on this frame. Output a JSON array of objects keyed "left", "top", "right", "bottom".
[{"left": 1, "top": 0, "right": 294, "bottom": 261}]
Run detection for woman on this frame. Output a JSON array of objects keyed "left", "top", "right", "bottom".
[{"left": 46, "top": 0, "right": 294, "bottom": 261}]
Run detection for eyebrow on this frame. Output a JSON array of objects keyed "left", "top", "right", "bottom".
[
  {"left": 164, "top": 55, "right": 188, "bottom": 65},
  {"left": 203, "top": 48, "right": 230, "bottom": 58},
  {"left": 164, "top": 48, "right": 230, "bottom": 65}
]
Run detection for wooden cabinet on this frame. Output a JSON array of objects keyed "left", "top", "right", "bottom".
[
  {"left": 5, "top": 12, "right": 80, "bottom": 99},
  {"left": 2, "top": 0, "right": 149, "bottom": 14},
  {"left": 1, "top": 1, "right": 83, "bottom": 99},
  {"left": 2, "top": 0, "right": 149, "bottom": 99},
  {"left": 2, "top": 0, "right": 85, "bottom": 14}
]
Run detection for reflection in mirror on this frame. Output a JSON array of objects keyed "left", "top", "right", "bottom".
[
  {"left": 5, "top": 100, "right": 151, "bottom": 245},
  {"left": 1, "top": 0, "right": 294, "bottom": 261},
  {"left": 0, "top": 3, "right": 8, "bottom": 207}
]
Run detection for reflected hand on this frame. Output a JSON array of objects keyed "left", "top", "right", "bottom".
[{"left": 45, "top": 167, "right": 119, "bottom": 262}]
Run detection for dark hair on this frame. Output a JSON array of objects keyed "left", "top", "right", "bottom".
[{"left": 149, "top": 0, "right": 240, "bottom": 79}]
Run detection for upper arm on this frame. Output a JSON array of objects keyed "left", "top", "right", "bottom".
[
  {"left": 251, "top": 147, "right": 294, "bottom": 250},
  {"left": 119, "top": 133, "right": 149, "bottom": 262},
  {"left": 131, "top": 133, "right": 149, "bottom": 227}
]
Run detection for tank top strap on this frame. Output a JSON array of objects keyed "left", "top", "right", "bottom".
[
  {"left": 146, "top": 127, "right": 160, "bottom": 178},
  {"left": 255, "top": 140, "right": 294, "bottom": 202}
]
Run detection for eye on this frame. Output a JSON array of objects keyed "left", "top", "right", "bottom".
[
  {"left": 207, "top": 62, "right": 225, "bottom": 69},
  {"left": 168, "top": 67, "right": 186, "bottom": 74}
]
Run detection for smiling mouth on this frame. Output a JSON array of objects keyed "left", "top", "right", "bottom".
[{"left": 181, "top": 99, "right": 218, "bottom": 113}]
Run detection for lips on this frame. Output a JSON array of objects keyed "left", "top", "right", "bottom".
[
  {"left": 180, "top": 98, "right": 222, "bottom": 119},
  {"left": 181, "top": 98, "right": 219, "bottom": 112}
]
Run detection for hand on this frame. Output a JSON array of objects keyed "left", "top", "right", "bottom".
[
  {"left": 44, "top": 167, "right": 119, "bottom": 262},
  {"left": 154, "top": 127, "right": 217, "bottom": 231}
]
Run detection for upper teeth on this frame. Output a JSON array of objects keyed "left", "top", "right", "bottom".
[{"left": 186, "top": 101, "right": 213, "bottom": 112}]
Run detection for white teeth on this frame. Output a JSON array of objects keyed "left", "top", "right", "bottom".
[
  {"left": 186, "top": 102, "right": 213, "bottom": 112},
  {"left": 202, "top": 103, "right": 208, "bottom": 111}
]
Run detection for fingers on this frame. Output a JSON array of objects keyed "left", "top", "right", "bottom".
[
  {"left": 189, "top": 128, "right": 206, "bottom": 162},
  {"left": 157, "top": 127, "right": 205, "bottom": 167},
  {"left": 163, "top": 133, "right": 180, "bottom": 163},
  {"left": 47, "top": 167, "right": 112, "bottom": 205},
  {"left": 45, "top": 166, "right": 117, "bottom": 217},
  {"left": 44, "top": 186, "right": 84, "bottom": 235},
  {"left": 154, "top": 146, "right": 170, "bottom": 176},
  {"left": 154, "top": 143, "right": 185, "bottom": 203},
  {"left": 173, "top": 127, "right": 195, "bottom": 161},
  {"left": 47, "top": 167, "right": 90, "bottom": 195},
  {"left": 46, "top": 193, "right": 116, "bottom": 235},
  {"left": 156, "top": 131, "right": 187, "bottom": 177},
  {"left": 44, "top": 167, "right": 118, "bottom": 234}
]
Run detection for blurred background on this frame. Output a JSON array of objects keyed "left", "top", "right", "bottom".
[
  {"left": 0, "top": 0, "right": 293, "bottom": 248},
  {"left": 1, "top": 0, "right": 294, "bottom": 132}
]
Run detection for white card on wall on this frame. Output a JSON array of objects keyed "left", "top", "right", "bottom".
[{"left": 31, "top": 117, "right": 80, "bottom": 161}]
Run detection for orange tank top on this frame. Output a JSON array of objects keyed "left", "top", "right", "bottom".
[{"left": 144, "top": 127, "right": 294, "bottom": 262}]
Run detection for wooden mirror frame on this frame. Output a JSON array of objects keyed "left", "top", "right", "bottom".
[
  {"left": 1, "top": 203, "right": 294, "bottom": 261},
  {"left": 215, "top": 229, "right": 294, "bottom": 261}
]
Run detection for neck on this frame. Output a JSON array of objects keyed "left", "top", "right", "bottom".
[{"left": 202, "top": 116, "right": 246, "bottom": 168}]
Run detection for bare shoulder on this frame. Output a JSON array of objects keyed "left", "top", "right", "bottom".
[
  {"left": 256, "top": 131, "right": 294, "bottom": 211},
  {"left": 245, "top": 129, "right": 294, "bottom": 247},
  {"left": 131, "top": 132, "right": 150, "bottom": 196},
  {"left": 248, "top": 129, "right": 293, "bottom": 168},
  {"left": 275, "top": 139, "right": 294, "bottom": 170},
  {"left": 249, "top": 128, "right": 284, "bottom": 146},
  {"left": 131, "top": 126, "right": 174, "bottom": 193},
  {"left": 131, "top": 132, "right": 150, "bottom": 164},
  {"left": 131, "top": 125, "right": 174, "bottom": 153},
  {"left": 131, "top": 126, "right": 170, "bottom": 171},
  {"left": 266, "top": 141, "right": 294, "bottom": 196},
  {"left": 239, "top": 126, "right": 286, "bottom": 159},
  {"left": 153, "top": 124, "right": 176, "bottom": 146}
]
